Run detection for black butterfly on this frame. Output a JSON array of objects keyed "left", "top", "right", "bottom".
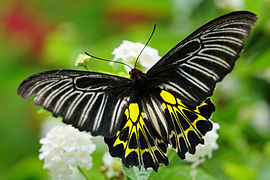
[{"left": 18, "top": 11, "right": 257, "bottom": 171}]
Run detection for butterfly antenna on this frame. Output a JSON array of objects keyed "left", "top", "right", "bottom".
[
  {"left": 134, "top": 24, "right": 156, "bottom": 68},
  {"left": 84, "top": 52, "right": 133, "bottom": 69}
]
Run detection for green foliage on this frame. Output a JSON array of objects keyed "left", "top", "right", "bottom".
[
  {"left": 150, "top": 166, "right": 214, "bottom": 180},
  {"left": 123, "top": 165, "right": 152, "bottom": 180},
  {"left": 4, "top": 156, "right": 48, "bottom": 180}
]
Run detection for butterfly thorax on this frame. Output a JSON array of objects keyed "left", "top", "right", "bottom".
[
  {"left": 129, "top": 68, "right": 152, "bottom": 96},
  {"left": 129, "top": 68, "right": 145, "bottom": 81}
]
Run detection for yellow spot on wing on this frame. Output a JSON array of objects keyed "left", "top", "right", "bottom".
[
  {"left": 113, "top": 102, "right": 165, "bottom": 162},
  {"left": 141, "top": 112, "right": 146, "bottom": 118},
  {"left": 161, "top": 103, "right": 166, "bottom": 110},
  {"left": 176, "top": 98, "right": 186, "bottom": 107},
  {"left": 124, "top": 126, "right": 139, "bottom": 158},
  {"left": 160, "top": 90, "right": 176, "bottom": 104},
  {"left": 125, "top": 109, "right": 129, "bottom": 120},
  {"left": 129, "top": 103, "right": 139, "bottom": 122},
  {"left": 113, "top": 103, "right": 148, "bottom": 158},
  {"left": 113, "top": 135, "right": 127, "bottom": 148}
]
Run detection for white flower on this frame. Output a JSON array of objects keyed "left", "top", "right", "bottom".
[
  {"left": 252, "top": 101, "right": 270, "bottom": 134},
  {"left": 101, "top": 152, "right": 123, "bottom": 179},
  {"left": 40, "top": 117, "right": 64, "bottom": 137},
  {"left": 215, "top": 0, "right": 244, "bottom": 10},
  {"left": 257, "top": 68, "right": 270, "bottom": 84},
  {"left": 75, "top": 53, "right": 91, "bottom": 67},
  {"left": 171, "top": 0, "right": 203, "bottom": 14},
  {"left": 184, "top": 121, "right": 220, "bottom": 168},
  {"left": 240, "top": 101, "right": 270, "bottom": 135},
  {"left": 39, "top": 125, "right": 96, "bottom": 180},
  {"left": 238, "top": 101, "right": 270, "bottom": 135},
  {"left": 217, "top": 76, "right": 241, "bottom": 99},
  {"left": 190, "top": 169, "right": 198, "bottom": 180},
  {"left": 103, "top": 152, "right": 114, "bottom": 166},
  {"left": 112, "top": 40, "right": 160, "bottom": 72}
]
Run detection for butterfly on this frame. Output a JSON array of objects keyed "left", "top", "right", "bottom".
[{"left": 18, "top": 11, "right": 257, "bottom": 171}]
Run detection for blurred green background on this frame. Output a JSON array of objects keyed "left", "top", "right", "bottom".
[{"left": 1, "top": 0, "right": 270, "bottom": 179}]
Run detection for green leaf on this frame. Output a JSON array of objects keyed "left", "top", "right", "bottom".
[
  {"left": 122, "top": 164, "right": 153, "bottom": 180},
  {"left": 223, "top": 162, "right": 257, "bottom": 180},
  {"left": 263, "top": 141, "right": 270, "bottom": 160},
  {"left": 258, "top": 164, "right": 270, "bottom": 180},
  {"left": 149, "top": 165, "right": 215, "bottom": 180},
  {"left": 85, "top": 150, "right": 106, "bottom": 180},
  {"left": 4, "top": 156, "right": 48, "bottom": 180}
]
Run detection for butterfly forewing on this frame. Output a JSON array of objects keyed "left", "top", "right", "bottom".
[
  {"left": 147, "top": 11, "right": 257, "bottom": 106},
  {"left": 17, "top": 70, "right": 132, "bottom": 137}
]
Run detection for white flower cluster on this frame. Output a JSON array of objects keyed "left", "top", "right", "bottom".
[
  {"left": 184, "top": 121, "right": 220, "bottom": 168},
  {"left": 112, "top": 40, "right": 160, "bottom": 72},
  {"left": 252, "top": 101, "right": 270, "bottom": 134},
  {"left": 39, "top": 125, "right": 96, "bottom": 180},
  {"left": 215, "top": 0, "right": 244, "bottom": 10},
  {"left": 257, "top": 68, "right": 270, "bottom": 84},
  {"left": 239, "top": 101, "right": 270, "bottom": 135},
  {"left": 75, "top": 53, "right": 91, "bottom": 68},
  {"left": 101, "top": 152, "right": 123, "bottom": 179},
  {"left": 103, "top": 151, "right": 114, "bottom": 166},
  {"left": 40, "top": 117, "right": 63, "bottom": 137}
]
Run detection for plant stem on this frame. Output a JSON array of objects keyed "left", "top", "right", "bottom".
[
  {"left": 77, "top": 166, "right": 90, "bottom": 180},
  {"left": 83, "top": 64, "right": 88, "bottom": 70}
]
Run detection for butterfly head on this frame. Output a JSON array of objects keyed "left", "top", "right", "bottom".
[{"left": 129, "top": 68, "right": 143, "bottom": 80}]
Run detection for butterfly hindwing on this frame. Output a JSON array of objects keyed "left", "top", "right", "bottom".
[
  {"left": 105, "top": 89, "right": 215, "bottom": 171},
  {"left": 158, "top": 90, "right": 215, "bottom": 158},
  {"left": 147, "top": 11, "right": 257, "bottom": 106},
  {"left": 17, "top": 70, "right": 132, "bottom": 137},
  {"left": 105, "top": 102, "right": 169, "bottom": 171}
]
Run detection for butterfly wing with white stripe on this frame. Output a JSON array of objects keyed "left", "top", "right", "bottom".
[
  {"left": 104, "top": 89, "right": 215, "bottom": 171},
  {"left": 105, "top": 101, "right": 169, "bottom": 172},
  {"left": 147, "top": 11, "right": 257, "bottom": 106},
  {"left": 17, "top": 70, "right": 132, "bottom": 137}
]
